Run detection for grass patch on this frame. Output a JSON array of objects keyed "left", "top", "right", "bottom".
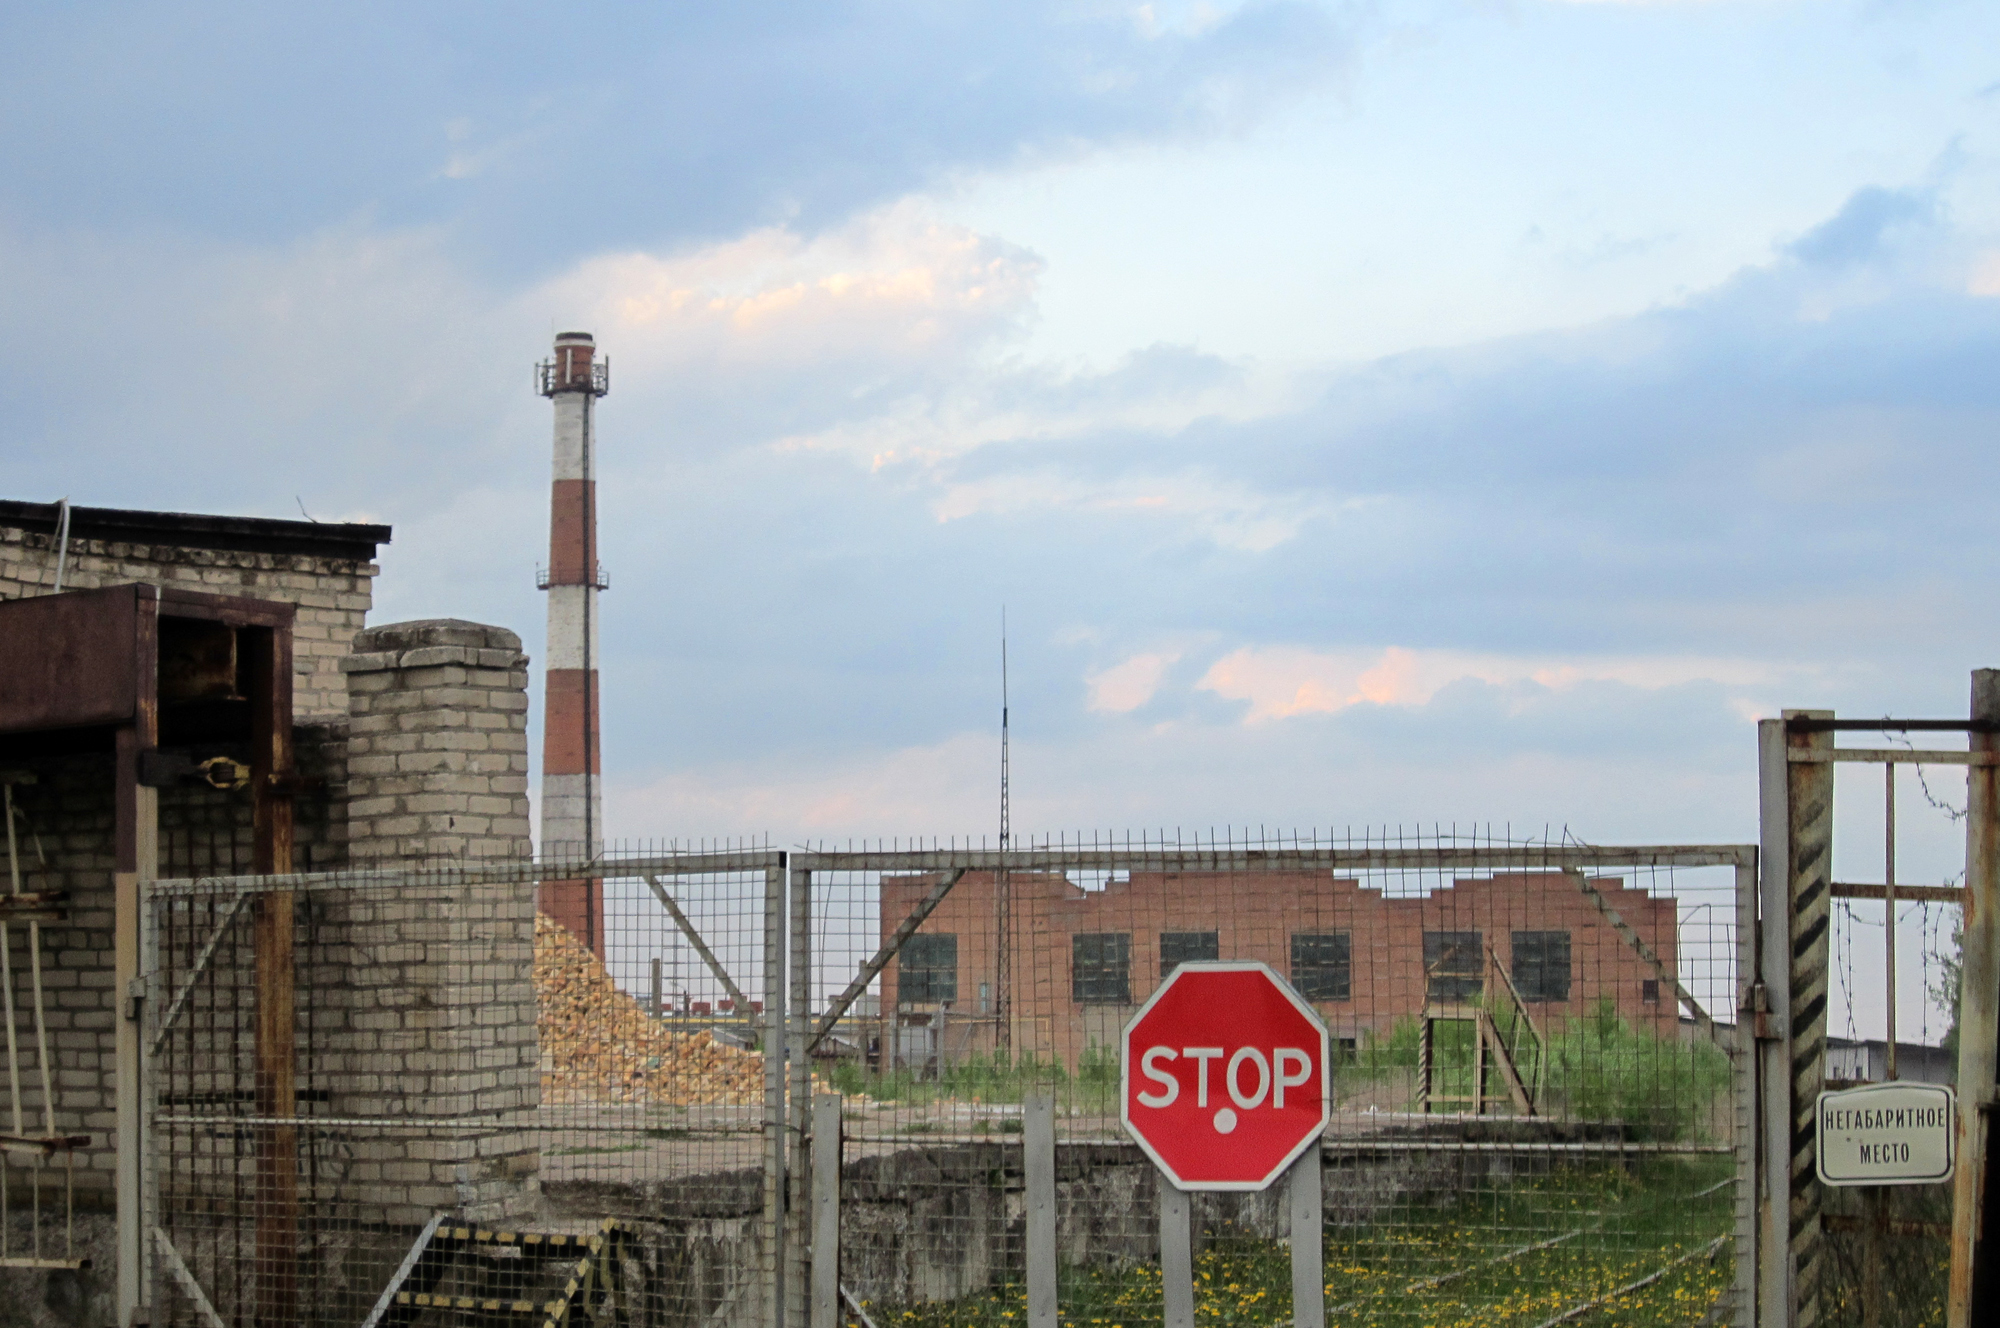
[
  {"left": 1346, "top": 1000, "right": 1732, "bottom": 1142},
  {"left": 859, "top": 1160, "right": 1733, "bottom": 1328}
]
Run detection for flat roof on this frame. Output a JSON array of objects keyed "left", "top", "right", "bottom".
[{"left": 0, "top": 499, "right": 390, "bottom": 562}]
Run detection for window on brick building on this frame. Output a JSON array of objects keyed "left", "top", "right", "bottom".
[
  {"left": 1290, "top": 932, "right": 1351, "bottom": 1001},
  {"left": 1642, "top": 979, "right": 1661, "bottom": 1005},
  {"left": 1073, "top": 933, "right": 1132, "bottom": 1005},
  {"left": 1423, "top": 931, "right": 1484, "bottom": 1002},
  {"left": 1510, "top": 930, "right": 1572, "bottom": 1002},
  {"left": 898, "top": 933, "right": 957, "bottom": 1004},
  {"left": 1160, "top": 931, "right": 1219, "bottom": 977}
]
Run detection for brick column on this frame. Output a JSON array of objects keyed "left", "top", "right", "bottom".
[{"left": 336, "top": 620, "right": 538, "bottom": 1221}]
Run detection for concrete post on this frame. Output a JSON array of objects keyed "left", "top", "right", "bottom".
[
  {"left": 810, "top": 1093, "right": 842, "bottom": 1328},
  {"left": 338, "top": 619, "right": 538, "bottom": 1222},
  {"left": 1160, "top": 1182, "right": 1193, "bottom": 1328},
  {"left": 1289, "top": 1144, "right": 1324, "bottom": 1328},
  {"left": 1025, "top": 1093, "right": 1057, "bottom": 1328}
]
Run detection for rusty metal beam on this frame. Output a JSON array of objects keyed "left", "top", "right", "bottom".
[
  {"left": 247, "top": 625, "right": 298, "bottom": 1328},
  {"left": 1832, "top": 882, "right": 1964, "bottom": 904},
  {"left": 808, "top": 869, "right": 966, "bottom": 1055},
  {"left": 1788, "top": 748, "right": 2000, "bottom": 766},
  {"left": 641, "top": 875, "right": 748, "bottom": 1013}
]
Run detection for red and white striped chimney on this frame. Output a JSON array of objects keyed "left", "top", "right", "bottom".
[{"left": 537, "top": 331, "right": 609, "bottom": 956}]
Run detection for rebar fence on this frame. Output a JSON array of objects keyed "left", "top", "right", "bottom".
[{"left": 137, "top": 830, "right": 1754, "bottom": 1328}]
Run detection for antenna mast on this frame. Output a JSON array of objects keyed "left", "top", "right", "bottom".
[{"left": 996, "top": 609, "right": 1011, "bottom": 1051}]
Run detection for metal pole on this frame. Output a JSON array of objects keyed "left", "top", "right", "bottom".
[
  {"left": 1025, "top": 1092, "right": 1057, "bottom": 1328},
  {"left": 50, "top": 499, "right": 70, "bottom": 594},
  {"left": 1732, "top": 858, "right": 1760, "bottom": 1328},
  {"left": 1417, "top": 1018, "right": 1433, "bottom": 1115},
  {"left": 651, "top": 957, "right": 663, "bottom": 1020},
  {"left": 1887, "top": 767, "right": 1898, "bottom": 1081},
  {"left": 810, "top": 1093, "right": 841, "bottom": 1328},
  {"left": 997, "top": 614, "right": 1011, "bottom": 1053},
  {"left": 787, "top": 861, "right": 812, "bottom": 1328},
  {"left": 1159, "top": 1180, "right": 1193, "bottom": 1328},
  {"left": 1757, "top": 718, "right": 1796, "bottom": 1328},
  {"left": 1289, "top": 1144, "right": 1324, "bottom": 1328},
  {"left": 763, "top": 863, "right": 787, "bottom": 1328},
  {"left": 115, "top": 588, "right": 159, "bottom": 1327},
  {"left": 1949, "top": 670, "right": 2000, "bottom": 1326},
  {"left": 249, "top": 625, "right": 297, "bottom": 1328}
]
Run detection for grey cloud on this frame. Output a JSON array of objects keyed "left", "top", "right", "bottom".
[
  {"left": 1784, "top": 184, "right": 1936, "bottom": 268},
  {"left": 0, "top": 2, "right": 1355, "bottom": 272}
]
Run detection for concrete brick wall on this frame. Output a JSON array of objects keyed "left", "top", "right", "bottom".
[
  {"left": 341, "top": 620, "right": 533, "bottom": 862},
  {"left": 0, "top": 522, "right": 378, "bottom": 718},
  {"left": 322, "top": 619, "right": 540, "bottom": 1222}
]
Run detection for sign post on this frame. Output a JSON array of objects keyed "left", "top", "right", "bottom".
[{"left": 1122, "top": 963, "right": 1332, "bottom": 1328}]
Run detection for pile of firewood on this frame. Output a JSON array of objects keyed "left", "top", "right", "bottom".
[{"left": 535, "top": 913, "right": 766, "bottom": 1106}]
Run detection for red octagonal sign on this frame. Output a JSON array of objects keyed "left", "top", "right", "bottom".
[{"left": 1121, "top": 962, "right": 1331, "bottom": 1191}]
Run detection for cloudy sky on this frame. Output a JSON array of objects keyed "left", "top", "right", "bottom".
[{"left": 5, "top": 0, "right": 1996, "bottom": 1035}]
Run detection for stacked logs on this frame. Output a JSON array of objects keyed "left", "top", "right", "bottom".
[{"left": 535, "top": 913, "right": 766, "bottom": 1105}]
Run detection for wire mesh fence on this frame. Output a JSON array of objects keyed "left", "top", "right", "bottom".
[
  {"left": 143, "top": 844, "right": 782, "bottom": 1328},
  {"left": 136, "top": 829, "right": 1753, "bottom": 1328},
  {"left": 807, "top": 830, "right": 1750, "bottom": 1328}
]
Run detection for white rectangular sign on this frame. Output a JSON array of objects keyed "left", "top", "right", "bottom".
[{"left": 1815, "top": 1082, "right": 1955, "bottom": 1187}]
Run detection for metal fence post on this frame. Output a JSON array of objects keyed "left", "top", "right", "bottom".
[
  {"left": 1758, "top": 718, "right": 1795, "bottom": 1327},
  {"left": 1733, "top": 854, "right": 1760, "bottom": 1328},
  {"left": 1025, "top": 1092, "right": 1058, "bottom": 1328},
  {"left": 811, "top": 1093, "right": 842, "bottom": 1328},
  {"left": 788, "top": 860, "right": 813, "bottom": 1328},
  {"left": 1784, "top": 710, "right": 1833, "bottom": 1326},
  {"left": 1289, "top": 1143, "right": 1324, "bottom": 1328},
  {"left": 764, "top": 861, "right": 789, "bottom": 1328},
  {"left": 1950, "top": 671, "right": 2000, "bottom": 1325}
]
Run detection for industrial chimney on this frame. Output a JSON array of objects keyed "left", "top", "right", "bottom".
[{"left": 536, "top": 331, "right": 609, "bottom": 956}]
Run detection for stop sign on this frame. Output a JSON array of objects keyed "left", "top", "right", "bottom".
[{"left": 1120, "top": 961, "right": 1331, "bottom": 1191}]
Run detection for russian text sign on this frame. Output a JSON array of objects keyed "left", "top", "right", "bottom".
[
  {"left": 1815, "top": 1081, "right": 1955, "bottom": 1187},
  {"left": 1120, "top": 962, "right": 1331, "bottom": 1192}
]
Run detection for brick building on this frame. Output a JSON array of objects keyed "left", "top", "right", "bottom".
[
  {"left": 879, "top": 869, "right": 1679, "bottom": 1068},
  {"left": 0, "top": 499, "right": 539, "bottom": 1319}
]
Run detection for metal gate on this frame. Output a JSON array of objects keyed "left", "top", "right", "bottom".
[{"left": 1748, "top": 689, "right": 1999, "bottom": 1328}]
